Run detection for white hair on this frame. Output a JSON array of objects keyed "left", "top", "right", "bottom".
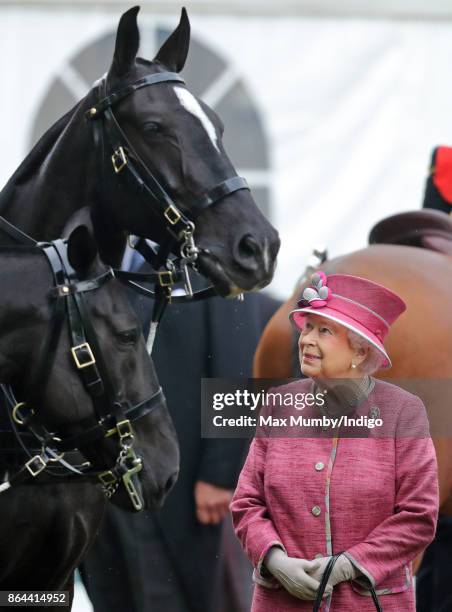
[{"left": 346, "top": 330, "right": 384, "bottom": 375}]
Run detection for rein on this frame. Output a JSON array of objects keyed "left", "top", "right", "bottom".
[
  {"left": 0, "top": 217, "right": 162, "bottom": 511},
  {"left": 86, "top": 70, "right": 249, "bottom": 348}
]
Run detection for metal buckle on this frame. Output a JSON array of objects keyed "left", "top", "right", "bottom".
[
  {"left": 99, "top": 470, "right": 117, "bottom": 486},
  {"left": 71, "top": 343, "right": 96, "bottom": 369},
  {"left": 116, "top": 419, "right": 134, "bottom": 440},
  {"left": 122, "top": 452, "right": 144, "bottom": 511},
  {"left": 158, "top": 270, "right": 174, "bottom": 287},
  {"left": 164, "top": 205, "right": 182, "bottom": 225},
  {"left": 12, "top": 402, "right": 33, "bottom": 426},
  {"left": 25, "top": 455, "right": 46, "bottom": 477},
  {"left": 111, "top": 147, "right": 128, "bottom": 173}
]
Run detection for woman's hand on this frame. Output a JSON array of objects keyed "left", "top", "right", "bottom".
[
  {"left": 264, "top": 547, "right": 332, "bottom": 600},
  {"left": 309, "top": 554, "right": 359, "bottom": 588}
]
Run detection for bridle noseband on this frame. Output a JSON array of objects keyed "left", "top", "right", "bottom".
[
  {"left": 86, "top": 70, "right": 250, "bottom": 345},
  {"left": 0, "top": 217, "right": 162, "bottom": 511}
]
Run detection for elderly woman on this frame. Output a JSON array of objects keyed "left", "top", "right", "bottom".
[{"left": 230, "top": 272, "right": 439, "bottom": 611}]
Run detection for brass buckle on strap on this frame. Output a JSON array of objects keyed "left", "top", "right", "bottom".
[
  {"left": 71, "top": 343, "right": 96, "bottom": 369},
  {"left": 104, "top": 419, "right": 135, "bottom": 440},
  {"left": 158, "top": 270, "right": 174, "bottom": 287},
  {"left": 164, "top": 205, "right": 182, "bottom": 226},
  {"left": 116, "top": 419, "right": 134, "bottom": 440},
  {"left": 25, "top": 455, "right": 46, "bottom": 477},
  {"left": 112, "top": 147, "right": 128, "bottom": 173},
  {"left": 99, "top": 470, "right": 117, "bottom": 486}
]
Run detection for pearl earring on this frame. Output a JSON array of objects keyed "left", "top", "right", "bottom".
[{"left": 351, "top": 364, "right": 357, "bottom": 369}]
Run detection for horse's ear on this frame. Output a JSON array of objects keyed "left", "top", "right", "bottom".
[
  {"left": 67, "top": 226, "right": 98, "bottom": 274},
  {"left": 109, "top": 6, "right": 140, "bottom": 79},
  {"left": 154, "top": 7, "right": 190, "bottom": 72}
]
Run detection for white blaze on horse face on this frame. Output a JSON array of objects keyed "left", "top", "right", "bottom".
[
  {"left": 262, "top": 237, "right": 271, "bottom": 275},
  {"left": 174, "top": 87, "right": 220, "bottom": 153}
]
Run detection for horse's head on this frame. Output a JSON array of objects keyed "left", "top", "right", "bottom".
[
  {"left": 89, "top": 6, "right": 280, "bottom": 296},
  {"left": 3, "top": 217, "right": 179, "bottom": 512}
]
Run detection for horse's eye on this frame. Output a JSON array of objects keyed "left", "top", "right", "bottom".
[
  {"left": 143, "top": 121, "right": 162, "bottom": 134},
  {"left": 117, "top": 328, "right": 140, "bottom": 345}
]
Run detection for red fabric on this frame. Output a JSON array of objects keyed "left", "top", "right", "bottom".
[
  {"left": 433, "top": 146, "right": 452, "bottom": 204},
  {"left": 230, "top": 378, "right": 439, "bottom": 612}
]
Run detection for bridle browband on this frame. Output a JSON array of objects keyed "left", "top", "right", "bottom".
[
  {"left": 86, "top": 70, "right": 250, "bottom": 346},
  {"left": 0, "top": 216, "right": 162, "bottom": 511}
]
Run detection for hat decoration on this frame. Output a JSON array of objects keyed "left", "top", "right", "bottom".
[{"left": 298, "top": 272, "right": 331, "bottom": 308}]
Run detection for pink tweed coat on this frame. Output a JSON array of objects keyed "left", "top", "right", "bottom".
[{"left": 230, "top": 378, "right": 439, "bottom": 611}]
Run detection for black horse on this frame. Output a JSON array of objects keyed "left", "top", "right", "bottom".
[
  {"left": 0, "top": 6, "right": 279, "bottom": 296},
  {"left": 0, "top": 6, "right": 279, "bottom": 605},
  {"left": 0, "top": 209, "right": 179, "bottom": 606}
]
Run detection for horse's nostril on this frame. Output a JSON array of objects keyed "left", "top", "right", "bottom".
[
  {"left": 233, "top": 234, "right": 262, "bottom": 273},
  {"left": 240, "top": 234, "right": 260, "bottom": 258}
]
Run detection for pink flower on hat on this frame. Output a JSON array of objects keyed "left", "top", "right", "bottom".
[{"left": 298, "top": 271, "right": 331, "bottom": 308}]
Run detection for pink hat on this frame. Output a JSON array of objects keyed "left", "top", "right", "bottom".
[{"left": 289, "top": 271, "right": 407, "bottom": 368}]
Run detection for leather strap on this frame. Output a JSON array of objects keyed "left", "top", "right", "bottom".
[
  {"left": 194, "top": 176, "right": 249, "bottom": 212},
  {"left": 0, "top": 216, "right": 36, "bottom": 245},
  {"left": 312, "top": 553, "right": 383, "bottom": 612},
  {"left": 53, "top": 388, "right": 164, "bottom": 453},
  {"left": 313, "top": 554, "right": 339, "bottom": 611},
  {"left": 86, "top": 72, "right": 185, "bottom": 117},
  {"left": 114, "top": 269, "right": 217, "bottom": 302}
]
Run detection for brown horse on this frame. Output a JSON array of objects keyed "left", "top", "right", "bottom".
[{"left": 254, "top": 243, "right": 452, "bottom": 516}]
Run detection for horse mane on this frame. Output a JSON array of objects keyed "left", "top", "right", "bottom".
[{"left": 0, "top": 100, "right": 82, "bottom": 205}]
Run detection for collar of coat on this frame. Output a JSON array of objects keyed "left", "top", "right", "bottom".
[{"left": 312, "top": 375, "right": 375, "bottom": 417}]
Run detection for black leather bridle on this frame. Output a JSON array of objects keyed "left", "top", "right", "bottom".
[
  {"left": 86, "top": 71, "right": 250, "bottom": 344},
  {"left": 0, "top": 216, "right": 163, "bottom": 511}
]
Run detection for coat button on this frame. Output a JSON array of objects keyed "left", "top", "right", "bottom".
[
  {"left": 311, "top": 505, "right": 321, "bottom": 516},
  {"left": 315, "top": 462, "right": 325, "bottom": 471}
]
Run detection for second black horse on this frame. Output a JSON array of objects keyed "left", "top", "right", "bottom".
[{"left": 0, "top": 208, "right": 179, "bottom": 607}]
